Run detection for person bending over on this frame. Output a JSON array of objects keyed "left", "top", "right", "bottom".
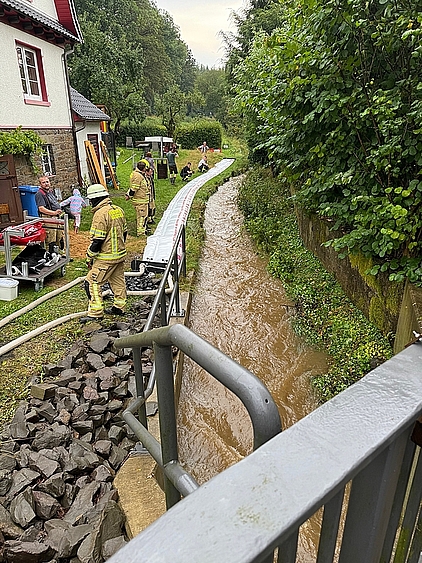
[
  {"left": 198, "top": 155, "right": 209, "bottom": 173},
  {"left": 180, "top": 162, "right": 193, "bottom": 181}
]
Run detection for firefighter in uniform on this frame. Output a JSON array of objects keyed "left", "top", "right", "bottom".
[
  {"left": 80, "top": 184, "right": 127, "bottom": 323},
  {"left": 126, "top": 160, "right": 150, "bottom": 236}
]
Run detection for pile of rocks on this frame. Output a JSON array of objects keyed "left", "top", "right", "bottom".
[
  {"left": 0, "top": 301, "right": 158, "bottom": 563},
  {"left": 125, "top": 271, "right": 162, "bottom": 293}
]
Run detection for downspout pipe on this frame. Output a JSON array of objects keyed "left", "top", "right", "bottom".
[{"left": 63, "top": 45, "right": 83, "bottom": 187}]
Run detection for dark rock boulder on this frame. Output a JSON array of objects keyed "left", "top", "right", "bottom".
[
  {"left": 0, "top": 301, "right": 162, "bottom": 563},
  {"left": 3, "top": 540, "right": 54, "bottom": 563}
]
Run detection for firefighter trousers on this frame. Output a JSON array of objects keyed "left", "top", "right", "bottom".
[
  {"left": 86, "top": 260, "right": 126, "bottom": 317},
  {"left": 134, "top": 204, "right": 149, "bottom": 236}
]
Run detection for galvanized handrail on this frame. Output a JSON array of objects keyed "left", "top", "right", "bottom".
[
  {"left": 129, "top": 225, "right": 186, "bottom": 429},
  {"left": 109, "top": 342, "right": 422, "bottom": 563},
  {"left": 115, "top": 324, "right": 282, "bottom": 508},
  {"left": 143, "top": 225, "right": 186, "bottom": 333}
]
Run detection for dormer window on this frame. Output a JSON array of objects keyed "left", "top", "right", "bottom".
[{"left": 16, "top": 42, "right": 50, "bottom": 105}]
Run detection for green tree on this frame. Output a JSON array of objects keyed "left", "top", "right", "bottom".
[
  {"left": 69, "top": 18, "right": 148, "bottom": 134},
  {"left": 70, "top": 0, "right": 197, "bottom": 128},
  {"left": 194, "top": 68, "right": 228, "bottom": 123},
  {"left": 155, "top": 86, "right": 188, "bottom": 138},
  {"left": 233, "top": 0, "right": 422, "bottom": 284},
  {"left": 223, "top": 0, "right": 285, "bottom": 79}
]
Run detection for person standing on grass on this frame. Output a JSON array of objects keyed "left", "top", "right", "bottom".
[
  {"left": 145, "top": 151, "right": 155, "bottom": 176},
  {"left": 126, "top": 160, "right": 150, "bottom": 236},
  {"left": 197, "top": 141, "right": 209, "bottom": 154},
  {"left": 146, "top": 165, "right": 156, "bottom": 224},
  {"left": 166, "top": 146, "right": 178, "bottom": 185},
  {"left": 81, "top": 183, "right": 127, "bottom": 323},
  {"left": 60, "top": 188, "right": 87, "bottom": 233}
]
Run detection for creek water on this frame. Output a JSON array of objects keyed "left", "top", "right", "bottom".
[{"left": 177, "top": 177, "right": 329, "bottom": 560}]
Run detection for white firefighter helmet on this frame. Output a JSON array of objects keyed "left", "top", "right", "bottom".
[{"left": 86, "top": 184, "right": 109, "bottom": 199}]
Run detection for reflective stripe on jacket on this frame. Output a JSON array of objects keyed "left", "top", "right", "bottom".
[
  {"left": 128, "top": 169, "right": 149, "bottom": 205},
  {"left": 88, "top": 198, "right": 127, "bottom": 263}
]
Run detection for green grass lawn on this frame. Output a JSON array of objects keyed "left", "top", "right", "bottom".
[
  {"left": 79, "top": 145, "right": 240, "bottom": 238},
  {"left": 0, "top": 138, "right": 248, "bottom": 427}
]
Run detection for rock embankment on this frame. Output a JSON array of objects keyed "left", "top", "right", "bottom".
[{"left": 0, "top": 298, "right": 158, "bottom": 563}]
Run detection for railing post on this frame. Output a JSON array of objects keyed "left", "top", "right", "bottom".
[
  {"left": 339, "top": 432, "right": 409, "bottom": 563},
  {"left": 181, "top": 226, "right": 186, "bottom": 278},
  {"left": 133, "top": 346, "right": 147, "bottom": 429},
  {"left": 154, "top": 341, "right": 181, "bottom": 509},
  {"left": 172, "top": 252, "right": 182, "bottom": 316},
  {"left": 160, "top": 291, "right": 168, "bottom": 327}
]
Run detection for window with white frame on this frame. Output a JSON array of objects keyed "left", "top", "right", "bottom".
[
  {"left": 16, "top": 43, "right": 47, "bottom": 102},
  {"left": 41, "top": 144, "right": 56, "bottom": 176}
]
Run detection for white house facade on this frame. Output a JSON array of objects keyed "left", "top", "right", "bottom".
[
  {"left": 0, "top": 0, "right": 82, "bottom": 200},
  {"left": 70, "top": 86, "right": 112, "bottom": 187}
]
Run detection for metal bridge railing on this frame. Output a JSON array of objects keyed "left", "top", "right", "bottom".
[
  {"left": 127, "top": 225, "right": 187, "bottom": 430},
  {"left": 109, "top": 342, "right": 422, "bottom": 563},
  {"left": 117, "top": 224, "right": 282, "bottom": 511},
  {"left": 115, "top": 323, "right": 282, "bottom": 509}
]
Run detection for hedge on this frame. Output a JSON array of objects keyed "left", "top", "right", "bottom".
[
  {"left": 116, "top": 118, "right": 167, "bottom": 147},
  {"left": 176, "top": 119, "right": 223, "bottom": 150}
]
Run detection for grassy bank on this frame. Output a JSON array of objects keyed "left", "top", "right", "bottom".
[
  {"left": 237, "top": 168, "right": 393, "bottom": 402},
  {"left": 0, "top": 140, "right": 247, "bottom": 427}
]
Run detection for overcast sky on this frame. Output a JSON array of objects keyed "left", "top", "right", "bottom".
[{"left": 155, "top": 0, "right": 246, "bottom": 68}]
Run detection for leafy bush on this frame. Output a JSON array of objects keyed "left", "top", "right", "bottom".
[
  {"left": 176, "top": 119, "right": 223, "bottom": 150},
  {"left": 0, "top": 127, "right": 43, "bottom": 156},
  {"left": 233, "top": 0, "right": 422, "bottom": 285},
  {"left": 116, "top": 117, "right": 167, "bottom": 146},
  {"left": 238, "top": 168, "right": 392, "bottom": 402}
]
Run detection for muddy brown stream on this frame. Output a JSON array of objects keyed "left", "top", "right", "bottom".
[{"left": 177, "top": 177, "right": 329, "bottom": 560}]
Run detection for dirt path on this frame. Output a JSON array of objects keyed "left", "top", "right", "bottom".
[{"left": 68, "top": 230, "right": 146, "bottom": 261}]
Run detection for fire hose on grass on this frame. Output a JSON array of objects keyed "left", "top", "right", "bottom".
[
  {"left": 0, "top": 271, "right": 174, "bottom": 357},
  {"left": 0, "top": 276, "right": 86, "bottom": 330}
]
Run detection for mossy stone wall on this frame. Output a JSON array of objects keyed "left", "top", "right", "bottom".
[{"left": 295, "top": 207, "right": 404, "bottom": 335}]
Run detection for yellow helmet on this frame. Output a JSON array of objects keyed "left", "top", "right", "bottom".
[{"left": 139, "top": 159, "right": 150, "bottom": 170}]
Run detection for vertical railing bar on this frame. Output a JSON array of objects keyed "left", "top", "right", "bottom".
[
  {"left": 143, "top": 226, "right": 184, "bottom": 332},
  {"left": 178, "top": 254, "right": 186, "bottom": 281},
  {"left": 316, "top": 487, "right": 345, "bottom": 563},
  {"left": 406, "top": 503, "right": 422, "bottom": 563},
  {"left": 277, "top": 530, "right": 299, "bottom": 563},
  {"left": 380, "top": 432, "right": 417, "bottom": 563},
  {"left": 339, "top": 433, "right": 409, "bottom": 563},
  {"left": 132, "top": 346, "right": 147, "bottom": 429},
  {"left": 166, "top": 287, "right": 176, "bottom": 321},
  {"left": 393, "top": 448, "right": 422, "bottom": 563},
  {"left": 166, "top": 281, "right": 184, "bottom": 322},
  {"left": 181, "top": 226, "right": 186, "bottom": 277},
  {"left": 154, "top": 342, "right": 181, "bottom": 509},
  {"left": 160, "top": 290, "right": 167, "bottom": 326},
  {"left": 172, "top": 251, "right": 182, "bottom": 316}
]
